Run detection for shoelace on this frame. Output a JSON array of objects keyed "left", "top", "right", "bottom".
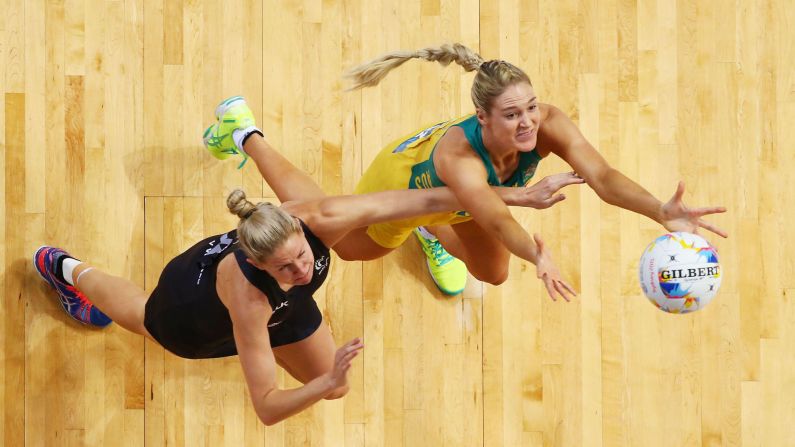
[
  {"left": 426, "top": 238, "right": 453, "bottom": 266},
  {"left": 205, "top": 134, "right": 234, "bottom": 150},
  {"left": 206, "top": 135, "right": 248, "bottom": 169},
  {"left": 236, "top": 152, "right": 249, "bottom": 169}
]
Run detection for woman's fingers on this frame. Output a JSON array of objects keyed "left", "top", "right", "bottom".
[
  {"left": 691, "top": 206, "right": 727, "bottom": 217},
  {"left": 541, "top": 274, "right": 557, "bottom": 302},
  {"left": 672, "top": 181, "right": 686, "bottom": 202},
  {"left": 553, "top": 280, "right": 570, "bottom": 302},
  {"left": 557, "top": 279, "right": 578, "bottom": 298},
  {"left": 698, "top": 220, "right": 729, "bottom": 238}
]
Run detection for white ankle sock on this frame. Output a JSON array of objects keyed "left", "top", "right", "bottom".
[
  {"left": 61, "top": 258, "right": 83, "bottom": 286},
  {"left": 416, "top": 226, "right": 436, "bottom": 240},
  {"left": 232, "top": 126, "right": 262, "bottom": 153}
]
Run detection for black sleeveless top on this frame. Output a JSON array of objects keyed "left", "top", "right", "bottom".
[
  {"left": 143, "top": 219, "right": 330, "bottom": 359},
  {"left": 233, "top": 223, "right": 330, "bottom": 329}
]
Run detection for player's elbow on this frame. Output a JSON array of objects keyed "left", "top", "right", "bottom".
[
  {"left": 259, "top": 414, "right": 280, "bottom": 427},
  {"left": 255, "top": 404, "right": 283, "bottom": 426},
  {"left": 254, "top": 389, "right": 284, "bottom": 426},
  {"left": 257, "top": 403, "right": 290, "bottom": 426}
]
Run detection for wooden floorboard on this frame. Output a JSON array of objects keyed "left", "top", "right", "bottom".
[{"left": 3, "top": 1, "right": 794, "bottom": 445}]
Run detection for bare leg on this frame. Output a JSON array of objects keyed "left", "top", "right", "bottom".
[
  {"left": 272, "top": 322, "right": 348, "bottom": 399},
  {"left": 330, "top": 227, "right": 395, "bottom": 261},
  {"left": 72, "top": 263, "right": 153, "bottom": 339},
  {"left": 243, "top": 133, "right": 326, "bottom": 202},
  {"left": 429, "top": 220, "right": 512, "bottom": 285}
]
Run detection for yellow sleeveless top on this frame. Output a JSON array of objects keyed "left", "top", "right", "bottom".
[{"left": 355, "top": 115, "right": 541, "bottom": 248}]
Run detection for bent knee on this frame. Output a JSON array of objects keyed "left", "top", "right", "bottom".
[
  {"left": 333, "top": 239, "right": 392, "bottom": 261},
  {"left": 335, "top": 247, "right": 360, "bottom": 262},
  {"left": 470, "top": 268, "right": 509, "bottom": 286},
  {"left": 324, "top": 385, "right": 350, "bottom": 400}
]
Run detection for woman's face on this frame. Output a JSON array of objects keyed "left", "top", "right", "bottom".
[
  {"left": 476, "top": 82, "right": 540, "bottom": 153},
  {"left": 250, "top": 232, "right": 315, "bottom": 286}
]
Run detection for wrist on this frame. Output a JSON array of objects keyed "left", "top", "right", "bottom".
[
  {"left": 320, "top": 372, "right": 337, "bottom": 394},
  {"left": 498, "top": 187, "right": 522, "bottom": 207},
  {"left": 529, "top": 248, "right": 539, "bottom": 265},
  {"left": 654, "top": 202, "right": 667, "bottom": 225}
]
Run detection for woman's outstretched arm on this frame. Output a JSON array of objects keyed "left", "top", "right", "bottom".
[{"left": 536, "top": 103, "right": 727, "bottom": 237}]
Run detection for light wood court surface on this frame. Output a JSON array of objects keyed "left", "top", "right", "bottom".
[{"left": 3, "top": 1, "right": 794, "bottom": 446}]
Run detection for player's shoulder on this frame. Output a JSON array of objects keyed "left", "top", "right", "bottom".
[
  {"left": 538, "top": 102, "right": 558, "bottom": 121},
  {"left": 436, "top": 125, "right": 474, "bottom": 158},
  {"left": 434, "top": 127, "right": 488, "bottom": 184},
  {"left": 217, "top": 256, "right": 272, "bottom": 316}
]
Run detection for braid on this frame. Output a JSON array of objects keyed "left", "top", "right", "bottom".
[
  {"left": 345, "top": 43, "right": 484, "bottom": 90},
  {"left": 413, "top": 43, "right": 484, "bottom": 72}
]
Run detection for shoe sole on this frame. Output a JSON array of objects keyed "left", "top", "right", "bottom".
[
  {"left": 215, "top": 95, "right": 246, "bottom": 120},
  {"left": 208, "top": 96, "right": 254, "bottom": 169}
]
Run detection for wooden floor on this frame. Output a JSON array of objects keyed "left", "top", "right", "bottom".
[{"left": 3, "top": 0, "right": 794, "bottom": 445}]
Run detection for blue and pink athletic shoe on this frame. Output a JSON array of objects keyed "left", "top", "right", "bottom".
[{"left": 33, "top": 246, "right": 112, "bottom": 327}]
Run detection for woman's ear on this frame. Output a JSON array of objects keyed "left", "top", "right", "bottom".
[{"left": 475, "top": 107, "right": 488, "bottom": 125}]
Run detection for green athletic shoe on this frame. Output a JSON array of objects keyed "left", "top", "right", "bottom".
[
  {"left": 202, "top": 95, "right": 255, "bottom": 168},
  {"left": 413, "top": 228, "right": 467, "bottom": 295}
]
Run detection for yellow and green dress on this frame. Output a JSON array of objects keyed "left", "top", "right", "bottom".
[{"left": 355, "top": 114, "right": 542, "bottom": 294}]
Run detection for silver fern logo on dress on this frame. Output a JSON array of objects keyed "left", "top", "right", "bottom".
[{"left": 314, "top": 256, "right": 329, "bottom": 275}]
